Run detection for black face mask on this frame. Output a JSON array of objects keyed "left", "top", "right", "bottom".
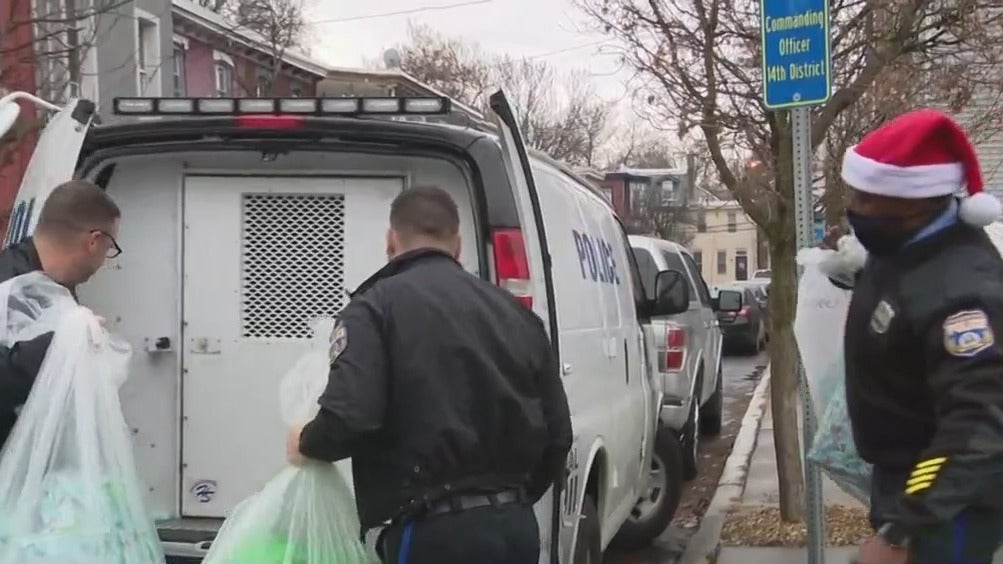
[{"left": 846, "top": 210, "right": 924, "bottom": 257}]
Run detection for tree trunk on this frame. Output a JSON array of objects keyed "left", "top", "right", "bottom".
[
  {"left": 767, "top": 233, "right": 806, "bottom": 522},
  {"left": 766, "top": 111, "right": 806, "bottom": 523}
]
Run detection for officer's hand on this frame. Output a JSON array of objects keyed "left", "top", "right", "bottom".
[
  {"left": 821, "top": 225, "right": 847, "bottom": 250},
  {"left": 286, "top": 425, "right": 307, "bottom": 466},
  {"left": 854, "top": 536, "right": 907, "bottom": 564}
]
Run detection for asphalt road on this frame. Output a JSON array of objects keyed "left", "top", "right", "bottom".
[{"left": 606, "top": 351, "right": 769, "bottom": 564}]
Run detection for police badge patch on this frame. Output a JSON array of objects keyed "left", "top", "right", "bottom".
[
  {"left": 943, "top": 309, "right": 995, "bottom": 358},
  {"left": 329, "top": 320, "right": 348, "bottom": 363}
]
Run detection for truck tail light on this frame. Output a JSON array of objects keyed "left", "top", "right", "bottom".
[
  {"left": 666, "top": 325, "right": 686, "bottom": 370},
  {"left": 492, "top": 228, "right": 532, "bottom": 309},
  {"left": 737, "top": 305, "right": 751, "bottom": 318}
]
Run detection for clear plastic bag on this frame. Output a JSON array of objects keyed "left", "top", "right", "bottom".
[
  {"left": 0, "top": 273, "right": 164, "bottom": 564},
  {"left": 203, "top": 317, "right": 378, "bottom": 564},
  {"left": 794, "top": 250, "right": 872, "bottom": 505}
]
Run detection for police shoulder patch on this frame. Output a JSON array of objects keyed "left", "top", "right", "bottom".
[
  {"left": 329, "top": 320, "right": 348, "bottom": 363},
  {"left": 943, "top": 309, "right": 995, "bottom": 358}
]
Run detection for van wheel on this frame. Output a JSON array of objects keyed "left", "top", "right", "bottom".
[
  {"left": 681, "top": 385, "right": 699, "bottom": 481},
  {"left": 699, "top": 366, "right": 723, "bottom": 436},
  {"left": 609, "top": 428, "right": 683, "bottom": 550},
  {"left": 574, "top": 494, "right": 602, "bottom": 564}
]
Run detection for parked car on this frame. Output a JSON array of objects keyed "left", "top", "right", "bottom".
[
  {"left": 731, "top": 279, "right": 770, "bottom": 336},
  {"left": 1, "top": 92, "right": 699, "bottom": 562},
  {"left": 715, "top": 283, "right": 767, "bottom": 354},
  {"left": 752, "top": 268, "right": 771, "bottom": 279},
  {"left": 629, "top": 236, "right": 739, "bottom": 518}
]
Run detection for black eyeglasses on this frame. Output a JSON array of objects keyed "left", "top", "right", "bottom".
[{"left": 93, "top": 230, "right": 122, "bottom": 258}]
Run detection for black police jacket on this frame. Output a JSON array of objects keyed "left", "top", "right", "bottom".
[
  {"left": 298, "top": 248, "right": 573, "bottom": 533},
  {"left": 0, "top": 238, "right": 56, "bottom": 447},
  {"left": 845, "top": 222, "right": 1003, "bottom": 532}
]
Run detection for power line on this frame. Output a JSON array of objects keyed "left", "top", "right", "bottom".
[
  {"left": 525, "top": 40, "right": 609, "bottom": 60},
  {"left": 307, "top": 0, "right": 494, "bottom": 25}
]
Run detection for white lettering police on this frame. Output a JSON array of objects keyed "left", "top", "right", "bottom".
[{"left": 572, "top": 229, "right": 620, "bottom": 285}]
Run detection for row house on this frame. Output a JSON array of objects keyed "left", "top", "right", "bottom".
[
  {"left": 0, "top": 0, "right": 328, "bottom": 221},
  {"left": 170, "top": 0, "right": 326, "bottom": 100}
]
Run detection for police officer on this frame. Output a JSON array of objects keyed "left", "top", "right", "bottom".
[
  {"left": 822, "top": 110, "right": 1003, "bottom": 564},
  {"left": 286, "top": 185, "right": 573, "bottom": 563},
  {"left": 0, "top": 180, "right": 121, "bottom": 448}
]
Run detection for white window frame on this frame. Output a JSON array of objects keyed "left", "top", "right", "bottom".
[
  {"left": 30, "top": 0, "right": 100, "bottom": 105},
  {"left": 213, "top": 51, "right": 235, "bottom": 97},
  {"left": 134, "top": 7, "right": 162, "bottom": 96},
  {"left": 172, "top": 35, "right": 188, "bottom": 97}
]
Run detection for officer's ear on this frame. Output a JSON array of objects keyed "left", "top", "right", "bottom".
[
  {"left": 451, "top": 234, "right": 461, "bottom": 259},
  {"left": 385, "top": 228, "right": 396, "bottom": 260}
]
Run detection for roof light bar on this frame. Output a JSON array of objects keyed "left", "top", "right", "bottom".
[{"left": 112, "top": 96, "right": 451, "bottom": 117}]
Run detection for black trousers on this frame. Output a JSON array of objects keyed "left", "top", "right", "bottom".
[
  {"left": 377, "top": 503, "right": 540, "bottom": 564},
  {"left": 870, "top": 465, "right": 1003, "bottom": 563}
]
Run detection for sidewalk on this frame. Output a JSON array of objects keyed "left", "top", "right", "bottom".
[{"left": 682, "top": 374, "right": 1003, "bottom": 563}]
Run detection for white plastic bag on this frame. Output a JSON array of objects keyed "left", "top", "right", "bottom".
[
  {"left": 794, "top": 249, "right": 872, "bottom": 504},
  {"left": 0, "top": 273, "right": 164, "bottom": 564},
  {"left": 203, "top": 317, "right": 378, "bottom": 564}
]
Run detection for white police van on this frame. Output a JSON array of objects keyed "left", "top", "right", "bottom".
[{"left": 0, "top": 90, "right": 741, "bottom": 562}]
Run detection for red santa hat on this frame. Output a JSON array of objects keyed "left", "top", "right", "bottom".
[{"left": 841, "top": 109, "right": 1001, "bottom": 226}]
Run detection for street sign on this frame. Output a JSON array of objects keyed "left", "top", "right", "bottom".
[{"left": 760, "top": 0, "right": 832, "bottom": 108}]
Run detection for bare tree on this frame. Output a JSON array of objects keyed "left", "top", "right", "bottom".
[
  {"left": 394, "top": 25, "right": 613, "bottom": 166},
  {"left": 581, "top": 0, "right": 1003, "bottom": 521},
  {"left": 205, "top": 0, "right": 308, "bottom": 96}
]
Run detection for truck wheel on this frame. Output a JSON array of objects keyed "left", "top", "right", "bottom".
[
  {"left": 609, "top": 428, "right": 684, "bottom": 550},
  {"left": 574, "top": 494, "right": 602, "bottom": 564},
  {"left": 699, "top": 366, "right": 723, "bottom": 436}
]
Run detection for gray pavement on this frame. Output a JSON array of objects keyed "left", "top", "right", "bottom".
[{"left": 741, "top": 395, "right": 863, "bottom": 508}]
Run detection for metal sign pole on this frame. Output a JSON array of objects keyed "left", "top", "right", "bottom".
[
  {"left": 759, "top": 0, "right": 832, "bottom": 560},
  {"left": 792, "top": 106, "right": 825, "bottom": 564}
]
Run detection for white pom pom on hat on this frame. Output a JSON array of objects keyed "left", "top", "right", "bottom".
[{"left": 840, "top": 109, "right": 1001, "bottom": 227}]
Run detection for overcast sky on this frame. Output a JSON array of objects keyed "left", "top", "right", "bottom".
[{"left": 301, "top": 0, "right": 632, "bottom": 102}]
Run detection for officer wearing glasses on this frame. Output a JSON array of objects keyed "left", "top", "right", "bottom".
[{"left": 0, "top": 179, "right": 121, "bottom": 448}]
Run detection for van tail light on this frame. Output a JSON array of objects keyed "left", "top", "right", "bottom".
[
  {"left": 737, "top": 305, "right": 751, "bottom": 318},
  {"left": 666, "top": 326, "right": 686, "bottom": 371},
  {"left": 492, "top": 228, "right": 532, "bottom": 309}
]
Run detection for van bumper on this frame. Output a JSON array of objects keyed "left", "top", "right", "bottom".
[{"left": 658, "top": 369, "right": 692, "bottom": 430}]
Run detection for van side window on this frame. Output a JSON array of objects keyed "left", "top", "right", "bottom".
[
  {"left": 681, "top": 253, "right": 713, "bottom": 306},
  {"left": 661, "top": 250, "right": 698, "bottom": 303}
]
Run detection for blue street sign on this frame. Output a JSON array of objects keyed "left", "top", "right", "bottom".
[{"left": 760, "top": 0, "right": 832, "bottom": 109}]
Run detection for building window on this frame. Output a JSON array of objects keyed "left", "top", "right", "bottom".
[
  {"left": 135, "top": 8, "right": 161, "bottom": 96},
  {"left": 659, "top": 178, "right": 679, "bottom": 205},
  {"left": 727, "top": 211, "right": 737, "bottom": 233},
  {"left": 629, "top": 181, "right": 648, "bottom": 214},
  {"left": 693, "top": 250, "right": 703, "bottom": 274},
  {"left": 172, "top": 39, "right": 187, "bottom": 97},
  {"left": 696, "top": 211, "right": 707, "bottom": 233},
  {"left": 717, "top": 250, "right": 727, "bottom": 275},
  {"left": 255, "top": 75, "right": 272, "bottom": 97}
]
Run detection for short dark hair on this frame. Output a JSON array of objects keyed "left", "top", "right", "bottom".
[
  {"left": 389, "top": 186, "right": 460, "bottom": 242},
  {"left": 36, "top": 180, "right": 120, "bottom": 238}
]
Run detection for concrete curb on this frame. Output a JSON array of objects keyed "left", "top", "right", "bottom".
[{"left": 679, "top": 365, "right": 772, "bottom": 564}]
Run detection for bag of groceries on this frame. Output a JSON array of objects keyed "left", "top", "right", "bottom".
[
  {"left": 0, "top": 272, "right": 164, "bottom": 564},
  {"left": 203, "top": 317, "right": 378, "bottom": 564},
  {"left": 794, "top": 248, "right": 872, "bottom": 505}
]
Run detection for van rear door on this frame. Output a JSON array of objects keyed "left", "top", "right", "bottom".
[
  {"left": 487, "top": 91, "right": 563, "bottom": 564},
  {"left": 3, "top": 99, "right": 96, "bottom": 246}
]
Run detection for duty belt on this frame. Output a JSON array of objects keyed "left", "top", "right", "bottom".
[{"left": 420, "top": 488, "right": 525, "bottom": 519}]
